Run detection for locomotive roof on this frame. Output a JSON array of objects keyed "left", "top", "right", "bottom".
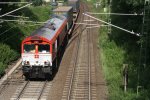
[
  {"left": 53, "top": 6, "right": 73, "bottom": 12},
  {"left": 31, "top": 15, "right": 67, "bottom": 41}
]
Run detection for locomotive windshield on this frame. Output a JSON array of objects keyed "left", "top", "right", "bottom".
[
  {"left": 38, "top": 44, "right": 50, "bottom": 53},
  {"left": 24, "top": 44, "right": 35, "bottom": 53}
]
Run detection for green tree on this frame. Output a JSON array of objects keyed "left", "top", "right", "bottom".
[{"left": 32, "top": 0, "right": 43, "bottom": 6}]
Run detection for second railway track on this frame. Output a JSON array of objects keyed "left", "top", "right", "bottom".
[{"left": 61, "top": 2, "right": 97, "bottom": 100}]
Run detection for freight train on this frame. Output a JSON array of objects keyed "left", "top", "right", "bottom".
[{"left": 21, "top": 0, "right": 80, "bottom": 79}]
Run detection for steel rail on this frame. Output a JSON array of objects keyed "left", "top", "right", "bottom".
[
  {"left": 88, "top": 16, "right": 91, "bottom": 100},
  {"left": 37, "top": 81, "right": 47, "bottom": 100},
  {"left": 67, "top": 4, "right": 85, "bottom": 100},
  {"left": 16, "top": 81, "right": 29, "bottom": 100},
  {"left": 67, "top": 14, "right": 82, "bottom": 100},
  {"left": 67, "top": 32, "right": 80, "bottom": 100}
]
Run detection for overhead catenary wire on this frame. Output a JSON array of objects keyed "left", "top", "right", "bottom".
[
  {"left": 108, "top": 0, "right": 112, "bottom": 34},
  {"left": 0, "top": 3, "right": 32, "bottom": 18},
  {"left": 84, "top": 20, "right": 96, "bottom": 22},
  {"left": 83, "top": 13, "right": 140, "bottom": 36},
  {"left": 0, "top": 19, "right": 47, "bottom": 24},
  {"left": 0, "top": 26, "right": 16, "bottom": 37},
  {"left": 0, "top": 21, "right": 44, "bottom": 38},
  {"left": 6, "top": 15, "right": 29, "bottom": 19},
  {"left": 86, "top": 12, "right": 143, "bottom": 16},
  {"left": 0, "top": 2, "right": 29, "bottom": 4},
  {"left": 86, "top": 25, "right": 109, "bottom": 29},
  {"left": 0, "top": 24, "right": 12, "bottom": 29},
  {"left": 22, "top": 23, "right": 43, "bottom": 27},
  {"left": 75, "top": 22, "right": 100, "bottom": 26},
  {"left": 0, "top": 2, "right": 43, "bottom": 42},
  {"left": 0, "top": 25, "right": 7, "bottom": 29},
  {"left": 0, "top": 20, "right": 3, "bottom": 23},
  {"left": 0, "top": 23, "right": 43, "bottom": 42},
  {"left": 2, "top": 33, "right": 16, "bottom": 42}
]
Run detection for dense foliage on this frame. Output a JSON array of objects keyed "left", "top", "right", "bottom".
[
  {"left": 110, "top": 0, "right": 150, "bottom": 99},
  {"left": 32, "top": 0, "right": 43, "bottom": 6}
]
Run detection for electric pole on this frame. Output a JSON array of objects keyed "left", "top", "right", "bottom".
[
  {"left": 108, "top": 0, "right": 112, "bottom": 34},
  {"left": 137, "top": 0, "right": 150, "bottom": 95},
  {"left": 51, "top": 0, "right": 58, "bottom": 6}
]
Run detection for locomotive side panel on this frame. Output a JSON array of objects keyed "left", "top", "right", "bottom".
[
  {"left": 52, "top": 25, "right": 67, "bottom": 61},
  {"left": 66, "top": 7, "right": 73, "bottom": 30},
  {"left": 58, "top": 25, "right": 67, "bottom": 47}
]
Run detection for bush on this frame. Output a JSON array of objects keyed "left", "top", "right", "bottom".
[
  {"left": 32, "top": 0, "right": 43, "bottom": 6},
  {"left": 0, "top": 43, "right": 19, "bottom": 64},
  {"left": 0, "top": 62, "right": 6, "bottom": 76}
]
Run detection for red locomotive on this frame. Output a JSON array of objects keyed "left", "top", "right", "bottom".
[{"left": 21, "top": 6, "right": 76, "bottom": 79}]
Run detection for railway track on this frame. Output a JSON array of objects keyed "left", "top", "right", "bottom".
[
  {"left": 87, "top": 15, "right": 97, "bottom": 100},
  {"left": 67, "top": 3, "right": 87, "bottom": 45},
  {"left": 10, "top": 81, "right": 52, "bottom": 100},
  {"left": 61, "top": 3, "right": 97, "bottom": 100},
  {"left": 0, "top": 63, "right": 24, "bottom": 98}
]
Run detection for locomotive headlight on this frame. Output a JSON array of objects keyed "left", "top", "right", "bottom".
[
  {"left": 24, "top": 60, "right": 30, "bottom": 65},
  {"left": 44, "top": 61, "right": 50, "bottom": 65},
  {"left": 26, "top": 61, "right": 30, "bottom": 65}
]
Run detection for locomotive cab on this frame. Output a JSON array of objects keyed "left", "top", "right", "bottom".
[{"left": 22, "top": 38, "right": 53, "bottom": 79}]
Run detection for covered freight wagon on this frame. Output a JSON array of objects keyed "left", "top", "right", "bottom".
[
  {"left": 53, "top": 6, "right": 73, "bottom": 30},
  {"left": 68, "top": 0, "right": 80, "bottom": 12}
]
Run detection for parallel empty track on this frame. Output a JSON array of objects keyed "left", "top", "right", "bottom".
[{"left": 61, "top": 3, "right": 97, "bottom": 100}]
